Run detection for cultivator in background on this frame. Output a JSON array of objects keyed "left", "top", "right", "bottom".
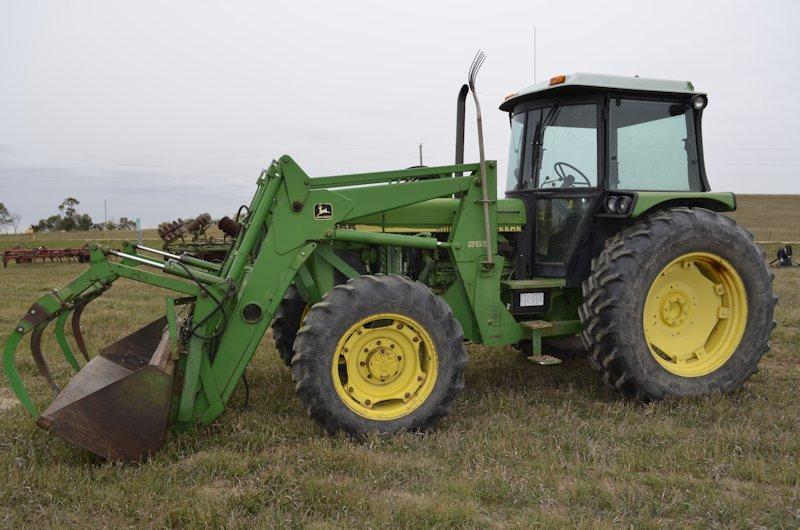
[
  {"left": 3, "top": 245, "right": 90, "bottom": 267},
  {"left": 3, "top": 55, "right": 777, "bottom": 462},
  {"left": 158, "top": 213, "right": 232, "bottom": 262}
]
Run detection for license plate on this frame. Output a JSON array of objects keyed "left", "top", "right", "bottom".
[{"left": 519, "top": 292, "right": 544, "bottom": 307}]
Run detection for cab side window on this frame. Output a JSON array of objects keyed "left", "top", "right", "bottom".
[
  {"left": 506, "top": 113, "right": 526, "bottom": 191},
  {"left": 609, "top": 99, "right": 702, "bottom": 191}
]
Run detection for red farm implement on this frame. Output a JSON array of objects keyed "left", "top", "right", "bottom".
[{"left": 3, "top": 245, "right": 90, "bottom": 267}]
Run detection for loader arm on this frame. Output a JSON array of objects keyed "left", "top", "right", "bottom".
[{"left": 4, "top": 156, "right": 529, "bottom": 460}]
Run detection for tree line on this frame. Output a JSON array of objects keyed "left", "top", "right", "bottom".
[{"left": 0, "top": 198, "right": 136, "bottom": 234}]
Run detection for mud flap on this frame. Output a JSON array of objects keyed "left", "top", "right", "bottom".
[{"left": 36, "top": 317, "right": 176, "bottom": 461}]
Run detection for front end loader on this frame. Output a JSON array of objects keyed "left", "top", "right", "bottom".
[{"left": 3, "top": 57, "right": 776, "bottom": 461}]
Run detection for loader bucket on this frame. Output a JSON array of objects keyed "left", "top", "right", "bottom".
[{"left": 35, "top": 317, "right": 176, "bottom": 461}]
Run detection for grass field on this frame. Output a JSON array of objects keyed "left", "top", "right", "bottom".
[
  {"left": 726, "top": 195, "right": 800, "bottom": 243},
  {"left": 0, "top": 197, "right": 798, "bottom": 528}
]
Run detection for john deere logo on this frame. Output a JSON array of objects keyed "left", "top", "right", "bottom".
[{"left": 314, "top": 203, "right": 332, "bottom": 220}]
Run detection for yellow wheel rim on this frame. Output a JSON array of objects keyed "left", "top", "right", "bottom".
[
  {"left": 644, "top": 252, "right": 747, "bottom": 377},
  {"left": 331, "top": 313, "right": 438, "bottom": 421}
]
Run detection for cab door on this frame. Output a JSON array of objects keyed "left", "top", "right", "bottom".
[{"left": 507, "top": 96, "right": 604, "bottom": 280}]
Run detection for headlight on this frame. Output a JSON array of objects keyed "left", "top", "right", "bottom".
[
  {"left": 604, "top": 195, "right": 632, "bottom": 214},
  {"left": 691, "top": 94, "right": 707, "bottom": 110},
  {"left": 617, "top": 195, "right": 632, "bottom": 213}
]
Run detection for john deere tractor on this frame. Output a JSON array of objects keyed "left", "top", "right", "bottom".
[{"left": 3, "top": 56, "right": 776, "bottom": 461}]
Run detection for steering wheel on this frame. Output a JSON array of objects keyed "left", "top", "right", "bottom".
[{"left": 543, "top": 162, "right": 592, "bottom": 188}]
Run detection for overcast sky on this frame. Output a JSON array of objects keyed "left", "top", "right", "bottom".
[{"left": 1, "top": 0, "right": 798, "bottom": 229}]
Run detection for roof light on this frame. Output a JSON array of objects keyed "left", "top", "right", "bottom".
[
  {"left": 549, "top": 75, "right": 566, "bottom": 86},
  {"left": 691, "top": 94, "right": 707, "bottom": 110}
]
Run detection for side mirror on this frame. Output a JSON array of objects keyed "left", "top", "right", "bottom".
[{"left": 669, "top": 103, "right": 687, "bottom": 117}]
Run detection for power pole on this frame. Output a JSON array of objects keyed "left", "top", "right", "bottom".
[
  {"left": 104, "top": 199, "right": 107, "bottom": 224},
  {"left": 418, "top": 142, "right": 423, "bottom": 166}
]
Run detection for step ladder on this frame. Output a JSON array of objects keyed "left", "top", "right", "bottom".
[{"left": 521, "top": 320, "right": 562, "bottom": 365}]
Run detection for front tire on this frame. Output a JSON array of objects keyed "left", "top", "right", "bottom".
[
  {"left": 579, "top": 207, "right": 777, "bottom": 400},
  {"left": 292, "top": 274, "right": 467, "bottom": 435}
]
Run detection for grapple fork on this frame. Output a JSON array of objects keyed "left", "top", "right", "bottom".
[{"left": 70, "top": 300, "right": 91, "bottom": 362}]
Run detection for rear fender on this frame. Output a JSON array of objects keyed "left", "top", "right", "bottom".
[{"left": 629, "top": 192, "right": 736, "bottom": 217}]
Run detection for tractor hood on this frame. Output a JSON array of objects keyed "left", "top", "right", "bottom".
[{"left": 346, "top": 197, "right": 526, "bottom": 233}]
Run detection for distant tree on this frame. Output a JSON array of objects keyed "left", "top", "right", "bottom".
[
  {"left": 0, "top": 203, "right": 11, "bottom": 232},
  {"left": 55, "top": 197, "right": 80, "bottom": 231},
  {"left": 75, "top": 213, "right": 93, "bottom": 231},
  {"left": 44, "top": 215, "right": 62, "bottom": 231},
  {"left": 31, "top": 198, "right": 93, "bottom": 232},
  {"left": 117, "top": 217, "right": 136, "bottom": 230},
  {"left": 58, "top": 197, "right": 79, "bottom": 217},
  {"left": 0, "top": 203, "right": 21, "bottom": 233},
  {"left": 10, "top": 212, "right": 21, "bottom": 233}
]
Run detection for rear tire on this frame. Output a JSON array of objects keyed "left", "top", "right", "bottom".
[
  {"left": 273, "top": 252, "right": 368, "bottom": 366},
  {"left": 292, "top": 274, "right": 467, "bottom": 435},
  {"left": 579, "top": 207, "right": 777, "bottom": 401},
  {"left": 271, "top": 285, "right": 306, "bottom": 366}
]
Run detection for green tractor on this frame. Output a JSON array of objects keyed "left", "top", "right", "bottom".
[{"left": 3, "top": 55, "right": 776, "bottom": 460}]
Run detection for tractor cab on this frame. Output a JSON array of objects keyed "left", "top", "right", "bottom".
[{"left": 499, "top": 73, "right": 718, "bottom": 283}]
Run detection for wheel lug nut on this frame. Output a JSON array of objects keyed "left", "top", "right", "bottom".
[
  {"left": 396, "top": 324, "right": 404, "bottom": 329},
  {"left": 367, "top": 374, "right": 372, "bottom": 378},
  {"left": 364, "top": 399, "right": 371, "bottom": 406},
  {"left": 412, "top": 337, "right": 419, "bottom": 342},
  {"left": 404, "top": 392, "right": 411, "bottom": 398},
  {"left": 348, "top": 386, "right": 354, "bottom": 393},
  {"left": 359, "top": 361, "right": 366, "bottom": 367},
  {"left": 376, "top": 340, "right": 381, "bottom": 345},
  {"left": 397, "top": 355, "right": 402, "bottom": 361},
  {"left": 390, "top": 344, "right": 395, "bottom": 349}
]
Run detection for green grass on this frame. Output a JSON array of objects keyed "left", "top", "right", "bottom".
[{"left": 0, "top": 199, "right": 798, "bottom": 527}]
